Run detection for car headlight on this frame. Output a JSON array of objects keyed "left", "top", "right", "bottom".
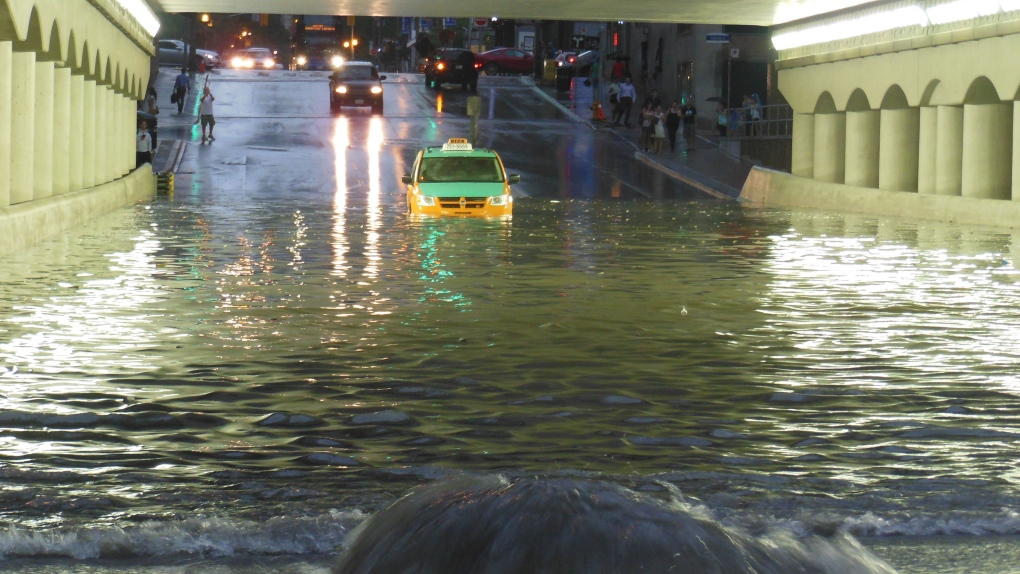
[
  {"left": 416, "top": 195, "right": 436, "bottom": 207},
  {"left": 436, "top": 62, "right": 445, "bottom": 71},
  {"left": 332, "top": 56, "right": 344, "bottom": 68},
  {"left": 231, "top": 56, "right": 243, "bottom": 68},
  {"left": 489, "top": 194, "right": 511, "bottom": 206},
  {"left": 296, "top": 56, "right": 307, "bottom": 66},
  {"left": 205, "top": 54, "right": 214, "bottom": 60},
  {"left": 370, "top": 86, "right": 382, "bottom": 94},
  {"left": 335, "top": 86, "right": 348, "bottom": 94},
  {"left": 263, "top": 59, "right": 275, "bottom": 69}
]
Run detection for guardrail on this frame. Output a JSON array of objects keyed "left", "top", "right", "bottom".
[{"left": 729, "top": 104, "right": 793, "bottom": 138}]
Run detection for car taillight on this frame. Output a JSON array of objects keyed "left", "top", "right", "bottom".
[{"left": 568, "top": 57, "right": 576, "bottom": 63}]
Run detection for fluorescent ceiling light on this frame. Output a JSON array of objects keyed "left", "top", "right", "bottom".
[
  {"left": 115, "top": 0, "right": 161, "bottom": 36},
  {"left": 926, "top": 0, "right": 999, "bottom": 25},
  {"left": 772, "top": 6, "right": 928, "bottom": 50}
]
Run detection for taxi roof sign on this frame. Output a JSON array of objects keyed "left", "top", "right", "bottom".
[{"left": 442, "top": 138, "right": 473, "bottom": 151}]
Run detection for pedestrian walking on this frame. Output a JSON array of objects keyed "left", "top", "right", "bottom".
[
  {"left": 652, "top": 105, "right": 666, "bottom": 154},
  {"left": 615, "top": 76, "right": 637, "bottom": 127},
  {"left": 136, "top": 120, "right": 153, "bottom": 168},
  {"left": 681, "top": 101, "right": 698, "bottom": 151},
  {"left": 199, "top": 84, "right": 216, "bottom": 143},
  {"left": 665, "top": 101, "right": 681, "bottom": 152},
  {"left": 643, "top": 89, "right": 662, "bottom": 111},
  {"left": 145, "top": 86, "right": 159, "bottom": 115},
  {"left": 716, "top": 103, "right": 729, "bottom": 137},
  {"left": 639, "top": 103, "right": 656, "bottom": 152},
  {"left": 172, "top": 67, "right": 190, "bottom": 114},
  {"left": 611, "top": 58, "right": 625, "bottom": 80}
]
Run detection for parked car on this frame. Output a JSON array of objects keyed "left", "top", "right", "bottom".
[
  {"left": 329, "top": 61, "right": 385, "bottom": 114},
  {"left": 475, "top": 47, "right": 534, "bottom": 76},
  {"left": 157, "top": 39, "right": 220, "bottom": 69},
  {"left": 423, "top": 48, "right": 478, "bottom": 91}
]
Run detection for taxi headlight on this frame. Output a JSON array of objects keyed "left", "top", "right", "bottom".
[
  {"left": 489, "top": 194, "right": 511, "bottom": 206},
  {"left": 370, "top": 86, "right": 383, "bottom": 94},
  {"left": 263, "top": 58, "right": 275, "bottom": 69},
  {"left": 335, "top": 85, "right": 348, "bottom": 94},
  {"left": 231, "top": 56, "right": 243, "bottom": 68},
  {"left": 296, "top": 56, "right": 307, "bottom": 66},
  {"left": 416, "top": 195, "right": 436, "bottom": 207},
  {"left": 332, "top": 56, "right": 344, "bottom": 68}
]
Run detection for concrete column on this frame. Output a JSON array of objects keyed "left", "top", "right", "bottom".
[
  {"left": 10, "top": 51, "right": 36, "bottom": 205},
  {"left": 1015, "top": 101, "right": 1020, "bottom": 201},
  {"left": 33, "top": 60, "right": 55, "bottom": 199},
  {"left": 53, "top": 66, "right": 71, "bottom": 195},
  {"left": 879, "top": 107, "right": 920, "bottom": 192},
  {"left": 69, "top": 74, "right": 84, "bottom": 192},
  {"left": 845, "top": 110, "right": 880, "bottom": 188},
  {"left": 0, "top": 42, "right": 11, "bottom": 208},
  {"left": 935, "top": 105, "right": 963, "bottom": 196},
  {"left": 813, "top": 112, "right": 846, "bottom": 184},
  {"left": 918, "top": 107, "right": 938, "bottom": 194},
  {"left": 96, "top": 86, "right": 109, "bottom": 184},
  {"left": 83, "top": 80, "right": 97, "bottom": 188},
  {"left": 962, "top": 102, "right": 1012, "bottom": 200},
  {"left": 792, "top": 113, "right": 815, "bottom": 178}
]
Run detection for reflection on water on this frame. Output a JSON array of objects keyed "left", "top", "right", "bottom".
[{"left": 1, "top": 193, "right": 1020, "bottom": 564}]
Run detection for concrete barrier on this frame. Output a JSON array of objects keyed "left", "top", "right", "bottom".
[
  {"left": 740, "top": 166, "right": 1020, "bottom": 229},
  {"left": 0, "top": 167, "right": 156, "bottom": 258}
]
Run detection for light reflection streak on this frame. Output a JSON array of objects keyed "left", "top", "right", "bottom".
[
  {"left": 364, "top": 118, "right": 384, "bottom": 280},
  {"left": 331, "top": 117, "right": 350, "bottom": 277},
  {"left": 759, "top": 229, "right": 1020, "bottom": 395}
]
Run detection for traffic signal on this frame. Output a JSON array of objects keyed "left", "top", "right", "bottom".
[{"left": 260, "top": 13, "right": 269, "bottom": 26}]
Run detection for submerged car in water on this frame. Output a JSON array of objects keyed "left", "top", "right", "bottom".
[{"left": 402, "top": 139, "right": 519, "bottom": 218}]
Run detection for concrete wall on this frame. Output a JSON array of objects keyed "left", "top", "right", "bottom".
[
  {"left": 0, "top": 0, "right": 156, "bottom": 255},
  {"left": 774, "top": 11, "right": 1020, "bottom": 217},
  {"left": 740, "top": 167, "right": 1020, "bottom": 229}
]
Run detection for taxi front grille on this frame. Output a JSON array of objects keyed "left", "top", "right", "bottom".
[{"left": 439, "top": 197, "right": 488, "bottom": 209}]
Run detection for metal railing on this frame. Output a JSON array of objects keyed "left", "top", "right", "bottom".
[{"left": 727, "top": 104, "right": 793, "bottom": 138}]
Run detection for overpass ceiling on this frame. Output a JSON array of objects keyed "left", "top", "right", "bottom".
[{"left": 147, "top": 0, "right": 881, "bottom": 26}]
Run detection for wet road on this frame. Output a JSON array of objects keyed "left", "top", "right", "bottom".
[
  {"left": 165, "top": 70, "right": 698, "bottom": 203},
  {"left": 3, "top": 70, "right": 1020, "bottom": 573}
]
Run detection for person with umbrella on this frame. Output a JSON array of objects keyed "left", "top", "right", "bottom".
[{"left": 707, "top": 97, "right": 728, "bottom": 137}]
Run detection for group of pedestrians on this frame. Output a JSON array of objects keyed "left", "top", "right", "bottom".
[
  {"left": 606, "top": 79, "right": 699, "bottom": 154},
  {"left": 136, "top": 67, "right": 218, "bottom": 169}
]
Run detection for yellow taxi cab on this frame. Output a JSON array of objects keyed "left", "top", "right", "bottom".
[{"left": 402, "top": 139, "right": 519, "bottom": 218}]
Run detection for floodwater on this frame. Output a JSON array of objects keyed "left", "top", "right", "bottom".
[
  {"left": 3, "top": 191, "right": 1020, "bottom": 572},
  {"left": 4, "top": 71, "right": 1020, "bottom": 572}
]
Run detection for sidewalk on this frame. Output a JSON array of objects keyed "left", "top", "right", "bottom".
[
  {"left": 148, "top": 67, "right": 210, "bottom": 172},
  {"left": 533, "top": 75, "right": 755, "bottom": 200}
]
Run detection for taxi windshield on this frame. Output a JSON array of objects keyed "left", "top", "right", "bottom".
[
  {"left": 335, "top": 66, "right": 378, "bottom": 80},
  {"left": 419, "top": 157, "right": 503, "bottom": 183}
]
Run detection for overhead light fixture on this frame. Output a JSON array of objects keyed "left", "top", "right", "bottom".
[
  {"left": 926, "top": 0, "right": 999, "bottom": 24},
  {"left": 114, "top": 0, "right": 161, "bottom": 36},
  {"left": 772, "top": 5, "right": 928, "bottom": 50}
]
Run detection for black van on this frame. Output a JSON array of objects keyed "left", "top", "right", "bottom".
[{"left": 423, "top": 48, "right": 479, "bottom": 92}]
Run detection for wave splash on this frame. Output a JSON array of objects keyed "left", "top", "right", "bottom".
[
  {"left": 0, "top": 512, "right": 364, "bottom": 560},
  {"left": 334, "top": 476, "right": 898, "bottom": 573}
]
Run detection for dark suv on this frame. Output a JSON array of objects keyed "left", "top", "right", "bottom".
[
  {"left": 329, "top": 61, "right": 386, "bottom": 114},
  {"left": 423, "top": 48, "right": 478, "bottom": 92}
]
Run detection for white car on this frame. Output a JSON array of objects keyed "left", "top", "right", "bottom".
[{"left": 231, "top": 48, "right": 276, "bottom": 70}]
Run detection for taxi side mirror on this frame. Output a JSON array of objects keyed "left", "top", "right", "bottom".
[
  {"left": 379, "top": 75, "right": 387, "bottom": 81},
  {"left": 401, "top": 174, "right": 413, "bottom": 184},
  {"left": 508, "top": 174, "right": 521, "bottom": 184}
]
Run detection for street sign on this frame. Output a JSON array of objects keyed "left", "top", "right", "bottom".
[
  {"left": 570, "top": 34, "right": 600, "bottom": 50},
  {"left": 474, "top": 18, "right": 489, "bottom": 27},
  {"left": 730, "top": 48, "right": 740, "bottom": 58},
  {"left": 444, "top": 18, "right": 457, "bottom": 27},
  {"left": 706, "top": 33, "right": 731, "bottom": 43}
]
